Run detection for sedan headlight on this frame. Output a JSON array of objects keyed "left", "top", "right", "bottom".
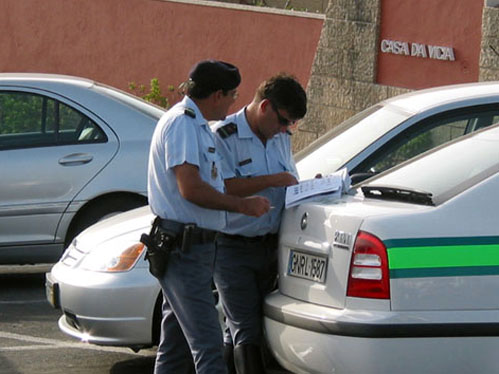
[{"left": 78, "top": 243, "right": 145, "bottom": 272}]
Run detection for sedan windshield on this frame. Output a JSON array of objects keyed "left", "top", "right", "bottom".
[
  {"left": 363, "top": 125, "right": 499, "bottom": 204},
  {"left": 296, "top": 104, "right": 411, "bottom": 179}
]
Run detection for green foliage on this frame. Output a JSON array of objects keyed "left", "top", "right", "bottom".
[
  {"left": 0, "top": 93, "right": 61, "bottom": 134},
  {"left": 0, "top": 93, "right": 39, "bottom": 134},
  {"left": 283, "top": 0, "right": 308, "bottom": 11},
  {"left": 373, "top": 132, "right": 434, "bottom": 173},
  {"left": 0, "top": 92, "right": 86, "bottom": 144},
  {"left": 129, "top": 78, "right": 175, "bottom": 109}
]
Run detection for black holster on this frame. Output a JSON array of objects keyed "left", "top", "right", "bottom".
[{"left": 140, "top": 217, "right": 179, "bottom": 279}]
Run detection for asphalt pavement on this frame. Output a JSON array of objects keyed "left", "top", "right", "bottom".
[
  {"left": 0, "top": 264, "right": 292, "bottom": 374},
  {"left": 0, "top": 264, "right": 157, "bottom": 374}
]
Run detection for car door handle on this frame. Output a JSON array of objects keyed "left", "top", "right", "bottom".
[{"left": 58, "top": 153, "right": 94, "bottom": 166}]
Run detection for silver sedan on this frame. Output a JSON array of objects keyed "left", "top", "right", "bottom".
[{"left": 0, "top": 73, "right": 165, "bottom": 264}]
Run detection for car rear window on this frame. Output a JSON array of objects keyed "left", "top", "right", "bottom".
[
  {"left": 296, "top": 104, "right": 412, "bottom": 179},
  {"left": 364, "top": 125, "right": 499, "bottom": 204}
]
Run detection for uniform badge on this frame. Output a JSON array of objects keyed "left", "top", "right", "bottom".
[
  {"left": 211, "top": 162, "right": 218, "bottom": 179},
  {"left": 238, "top": 158, "right": 252, "bottom": 166}
]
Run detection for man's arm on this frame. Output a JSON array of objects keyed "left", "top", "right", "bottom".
[
  {"left": 224, "top": 172, "right": 298, "bottom": 197},
  {"left": 174, "top": 163, "right": 270, "bottom": 217}
]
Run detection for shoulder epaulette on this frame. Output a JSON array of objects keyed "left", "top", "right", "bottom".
[
  {"left": 216, "top": 122, "right": 238, "bottom": 139},
  {"left": 184, "top": 108, "right": 196, "bottom": 118}
]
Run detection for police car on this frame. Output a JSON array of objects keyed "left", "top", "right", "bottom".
[
  {"left": 46, "top": 81, "right": 499, "bottom": 352},
  {"left": 264, "top": 123, "right": 499, "bottom": 374}
]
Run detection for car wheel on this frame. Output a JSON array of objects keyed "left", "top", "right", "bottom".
[
  {"left": 65, "top": 194, "right": 147, "bottom": 247},
  {"left": 152, "top": 292, "right": 163, "bottom": 345}
]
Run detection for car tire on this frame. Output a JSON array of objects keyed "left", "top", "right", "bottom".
[
  {"left": 152, "top": 292, "right": 163, "bottom": 345},
  {"left": 65, "top": 194, "right": 147, "bottom": 248}
]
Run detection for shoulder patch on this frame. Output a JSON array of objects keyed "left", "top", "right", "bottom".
[
  {"left": 184, "top": 108, "right": 196, "bottom": 118},
  {"left": 216, "top": 122, "right": 238, "bottom": 139}
]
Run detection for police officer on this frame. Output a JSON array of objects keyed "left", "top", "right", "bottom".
[
  {"left": 148, "top": 60, "right": 271, "bottom": 374},
  {"left": 212, "top": 73, "right": 307, "bottom": 373}
]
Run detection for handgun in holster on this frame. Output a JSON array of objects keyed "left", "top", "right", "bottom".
[{"left": 140, "top": 217, "right": 178, "bottom": 279}]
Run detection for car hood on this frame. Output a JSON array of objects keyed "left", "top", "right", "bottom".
[{"left": 74, "top": 206, "right": 154, "bottom": 252}]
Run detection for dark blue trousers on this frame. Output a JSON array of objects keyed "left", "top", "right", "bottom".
[
  {"left": 214, "top": 235, "right": 277, "bottom": 346},
  {"left": 154, "top": 242, "right": 227, "bottom": 374}
]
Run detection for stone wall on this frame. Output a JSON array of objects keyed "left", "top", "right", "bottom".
[
  {"left": 293, "top": 0, "right": 409, "bottom": 153},
  {"left": 480, "top": 5, "right": 499, "bottom": 81},
  {"left": 295, "top": 0, "right": 499, "bottom": 154}
]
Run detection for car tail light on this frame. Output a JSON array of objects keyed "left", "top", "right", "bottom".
[{"left": 347, "top": 231, "right": 390, "bottom": 299}]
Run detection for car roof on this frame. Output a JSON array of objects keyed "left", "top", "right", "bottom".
[
  {"left": 0, "top": 73, "right": 166, "bottom": 121},
  {"left": 383, "top": 81, "right": 499, "bottom": 114},
  {"left": 0, "top": 73, "right": 95, "bottom": 88}
]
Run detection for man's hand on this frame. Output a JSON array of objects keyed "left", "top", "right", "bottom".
[
  {"left": 238, "top": 196, "right": 271, "bottom": 217},
  {"left": 271, "top": 172, "right": 299, "bottom": 188}
]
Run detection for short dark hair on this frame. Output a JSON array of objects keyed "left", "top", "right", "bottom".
[
  {"left": 255, "top": 73, "right": 307, "bottom": 119},
  {"left": 187, "top": 60, "right": 241, "bottom": 99}
]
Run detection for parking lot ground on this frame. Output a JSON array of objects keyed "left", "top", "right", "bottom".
[
  {"left": 0, "top": 265, "right": 156, "bottom": 374},
  {"left": 0, "top": 265, "right": 292, "bottom": 374}
]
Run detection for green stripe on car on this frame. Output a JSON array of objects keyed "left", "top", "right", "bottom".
[{"left": 384, "top": 237, "right": 499, "bottom": 279}]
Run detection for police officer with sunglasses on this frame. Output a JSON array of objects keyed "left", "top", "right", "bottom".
[{"left": 212, "top": 73, "right": 307, "bottom": 373}]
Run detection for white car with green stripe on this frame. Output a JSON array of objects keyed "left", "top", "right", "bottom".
[{"left": 264, "top": 123, "right": 499, "bottom": 374}]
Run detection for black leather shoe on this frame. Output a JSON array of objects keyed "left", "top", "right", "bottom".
[
  {"left": 224, "top": 343, "right": 237, "bottom": 374},
  {"left": 234, "top": 344, "right": 265, "bottom": 374}
]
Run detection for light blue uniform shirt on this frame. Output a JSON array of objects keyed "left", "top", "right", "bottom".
[
  {"left": 212, "top": 107, "right": 297, "bottom": 236},
  {"left": 148, "top": 96, "right": 226, "bottom": 231}
]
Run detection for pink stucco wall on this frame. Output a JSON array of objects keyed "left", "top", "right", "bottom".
[
  {"left": 377, "top": 0, "right": 483, "bottom": 89},
  {"left": 0, "top": 0, "right": 323, "bottom": 107}
]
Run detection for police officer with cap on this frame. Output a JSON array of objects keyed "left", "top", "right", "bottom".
[
  {"left": 148, "top": 60, "right": 270, "bottom": 374},
  {"left": 212, "top": 73, "right": 307, "bottom": 373}
]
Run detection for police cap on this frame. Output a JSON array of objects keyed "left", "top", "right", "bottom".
[{"left": 189, "top": 60, "right": 241, "bottom": 92}]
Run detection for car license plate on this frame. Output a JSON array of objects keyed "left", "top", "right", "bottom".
[
  {"left": 287, "top": 250, "right": 327, "bottom": 283},
  {"left": 45, "top": 273, "right": 60, "bottom": 309}
]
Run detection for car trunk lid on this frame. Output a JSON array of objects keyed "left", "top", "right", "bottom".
[
  {"left": 278, "top": 194, "right": 423, "bottom": 309},
  {"left": 278, "top": 196, "right": 363, "bottom": 309}
]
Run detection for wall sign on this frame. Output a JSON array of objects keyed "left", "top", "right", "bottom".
[{"left": 380, "top": 39, "right": 455, "bottom": 61}]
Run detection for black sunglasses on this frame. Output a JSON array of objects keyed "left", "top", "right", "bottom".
[{"left": 269, "top": 101, "right": 295, "bottom": 127}]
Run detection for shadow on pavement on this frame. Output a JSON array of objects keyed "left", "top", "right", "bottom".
[
  {"left": 110, "top": 356, "right": 155, "bottom": 374},
  {"left": 0, "top": 355, "right": 21, "bottom": 374}
]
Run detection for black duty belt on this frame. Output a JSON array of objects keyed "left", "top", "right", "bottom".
[
  {"left": 158, "top": 218, "right": 218, "bottom": 245},
  {"left": 218, "top": 232, "right": 278, "bottom": 243}
]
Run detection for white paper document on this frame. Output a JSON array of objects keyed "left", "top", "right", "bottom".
[{"left": 285, "top": 168, "right": 351, "bottom": 209}]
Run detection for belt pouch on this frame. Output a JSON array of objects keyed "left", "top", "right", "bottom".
[{"left": 141, "top": 217, "right": 178, "bottom": 279}]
